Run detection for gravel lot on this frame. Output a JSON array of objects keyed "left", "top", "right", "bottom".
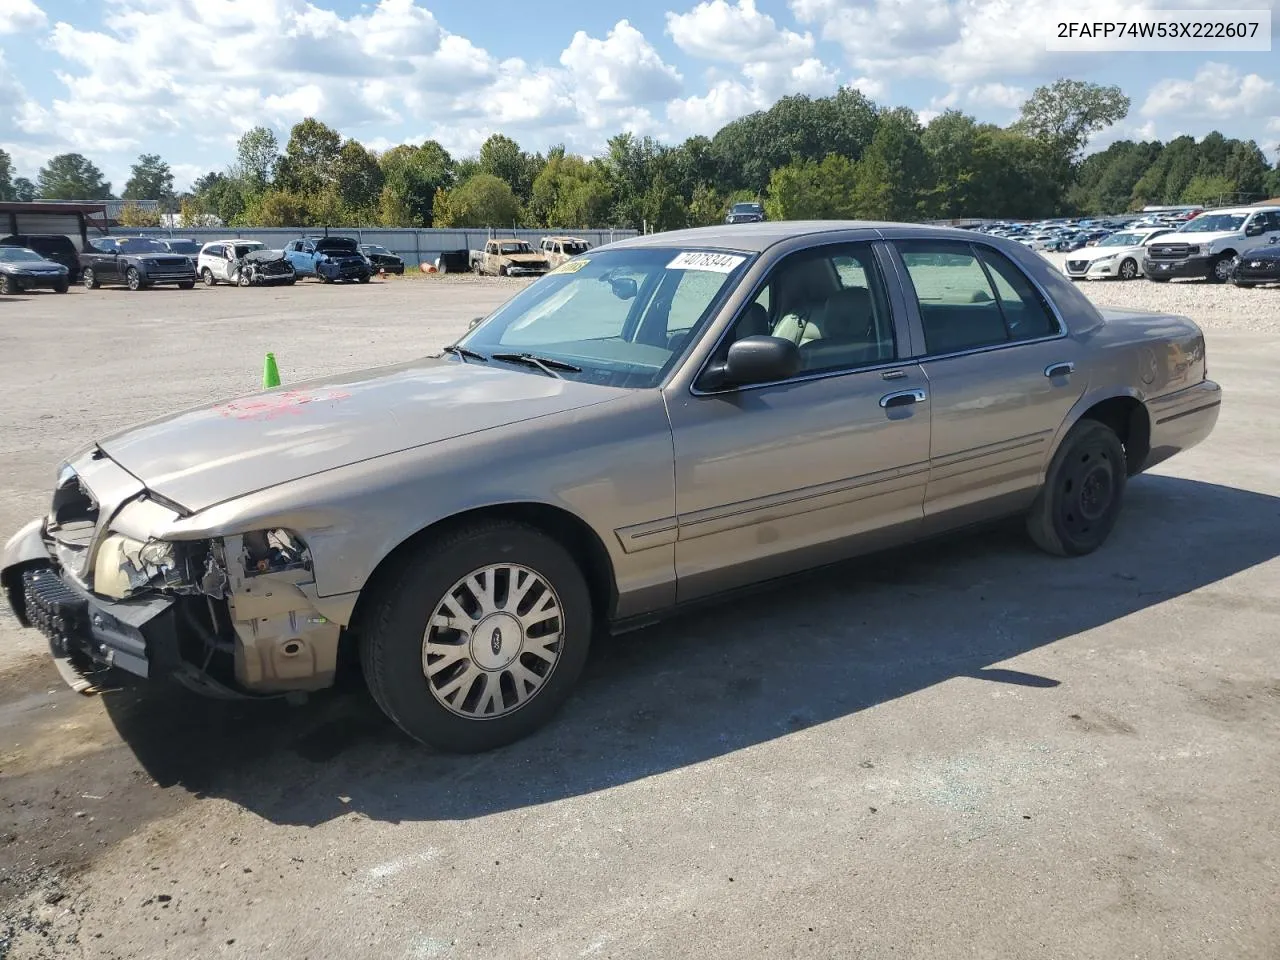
[{"left": 2, "top": 265, "right": 1278, "bottom": 959}]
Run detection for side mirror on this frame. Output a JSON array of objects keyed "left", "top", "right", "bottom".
[
  {"left": 610, "top": 276, "right": 638, "bottom": 300},
  {"left": 702, "top": 336, "right": 801, "bottom": 390}
]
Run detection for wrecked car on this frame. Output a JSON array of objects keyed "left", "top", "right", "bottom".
[
  {"left": 198, "top": 240, "right": 296, "bottom": 287},
  {"left": 284, "top": 236, "right": 372, "bottom": 283},
  {"left": 3, "top": 222, "right": 1221, "bottom": 754}
]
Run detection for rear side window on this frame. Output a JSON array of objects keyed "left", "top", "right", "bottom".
[{"left": 895, "top": 240, "right": 1058, "bottom": 355}]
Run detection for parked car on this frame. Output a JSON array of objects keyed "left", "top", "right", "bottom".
[
  {"left": 158, "top": 238, "right": 203, "bottom": 258},
  {"left": 0, "top": 245, "right": 70, "bottom": 293},
  {"left": 1227, "top": 239, "right": 1280, "bottom": 287},
  {"left": 470, "top": 238, "right": 550, "bottom": 277},
  {"left": 80, "top": 236, "right": 197, "bottom": 290},
  {"left": 198, "top": 240, "right": 265, "bottom": 286},
  {"left": 1, "top": 221, "right": 1221, "bottom": 753},
  {"left": 1063, "top": 227, "right": 1177, "bottom": 281},
  {"left": 284, "top": 236, "right": 372, "bottom": 283},
  {"left": 724, "top": 201, "right": 765, "bottom": 224},
  {"left": 0, "top": 233, "right": 83, "bottom": 282},
  {"left": 1143, "top": 206, "right": 1280, "bottom": 282},
  {"left": 539, "top": 236, "right": 592, "bottom": 269},
  {"left": 359, "top": 244, "right": 405, "bottom": 275}
]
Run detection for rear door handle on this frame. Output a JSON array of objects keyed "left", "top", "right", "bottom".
[
  {"left": 1044, "top": 361, "right": 1075, "bottom": 378},
  {"left": 880, "top": 388, "right": 927, "bottom": 409}
]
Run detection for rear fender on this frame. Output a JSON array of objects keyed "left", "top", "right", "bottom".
[{"left": 1039, "top": 386, "right": 1145, "bottom": 483}]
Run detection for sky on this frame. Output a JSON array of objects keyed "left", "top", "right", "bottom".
[{"left": 0, "top": 0, "right": 1277, "bottom": 193}]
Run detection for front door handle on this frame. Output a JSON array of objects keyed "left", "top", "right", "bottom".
[
  {"left": 880, "top": 388, "right": 927, "bottom": 409},
  {"left": 1044, "top": 361, "right": 1075, "bottom": 378}
]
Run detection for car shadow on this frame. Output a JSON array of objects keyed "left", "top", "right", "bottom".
[{"left": 99, "top": 474, "right": 1280, "bottom": 826}]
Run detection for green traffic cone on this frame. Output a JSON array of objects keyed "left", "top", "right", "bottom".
[{"left": 263, "top": 352, "right": 281, "bottom": 389}]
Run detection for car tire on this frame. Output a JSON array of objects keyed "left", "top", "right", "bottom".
[
  {"left": 54, "top": 279, "right": 69, "bottom": 293},
  {"left": 1026, "top": 419, "right": 1127, "bottom": 557},
  {"left": 1208, "top": 254, "right": 1233, "bottom": 283},
  {"left": 1147, "top": 276, "right": 1170, "bottom": 283},
  {"left": 359, "top": 520, "right": 593, "bottom": 753},
  {"left": 499, "top": 265, "right": 508, "bottom": 277},
  {"left": 177, "top": 281, "right": 195, "bottom": 290},
  {"left": 358, "top": 273, "right": 371, "bottom": 284},
  {"left": 473, "top": 262, "right": 483, "bottom": 275},
  {"left": 1119, "top": 258, "right": 1138, "bottom": 280},
  {"left": 0, "top": 275, "right": 15, "bottom": 295},
  {"left": 125, "top": 267, "right": 143, "bottom": 291},
  {"left": 82, "top": 268, "right": 99, "bottom": 289},
  {"left": 237, "top": 269, "right": 252, "bottom": 287},
  {"left": 1232, "top": 281, "right": 1256, "bottom": 289},
  {"left": 201, "top": 268, "right": 216, "bottom": 287}
]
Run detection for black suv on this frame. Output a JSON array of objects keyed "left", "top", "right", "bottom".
[
  {"left": 724, "top": 202, "right": 766, "bottom": 224},
  {"left": 0, "top": 234, "right": 82, "bottom": 282}
]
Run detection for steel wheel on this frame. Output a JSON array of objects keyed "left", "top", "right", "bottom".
[
  {"left": 423, "top": 563, "right": 564, "bottom": 719},
  {"left": 1026, "top": 419, "right": 1127, "bottom": 557},
  {"left": 1211, "top": 255, "right": 1233, "bottom": 283}
]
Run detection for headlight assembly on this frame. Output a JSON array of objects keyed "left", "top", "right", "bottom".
[{"left": 94, "top": 534, "right": 180, "bottom": 599}]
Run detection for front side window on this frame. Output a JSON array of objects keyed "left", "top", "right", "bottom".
[
  {"left": 717, "top": 242, "right": 895, "bottom": 376},
  {"left": 896, "top": 240, "right": 1058, "bottom": 355},
  {"left": 458, "top": 247, "right": 751, "bottom": 388}
]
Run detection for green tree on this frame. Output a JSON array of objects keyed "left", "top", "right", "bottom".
[
  {"left": 0, "top": 149, "right": 14, "bottom": 201},
  {"left": 116, "top": 202, "right": 163, "bottom": 227},
  {"left": 688, "top": 182, "right": 726, "bottom": 226},
  {"left": 122, "top": 153, "right": 174, "bottom": 202},
  {"left": 478, "top": 133, "right": 541, "bottom": 202},
  {"left": 1013, "top": 79, "right": 1131, "bottom": 164},
  {"left": 378, "top": 141, "right": 454, "bottom": 226},
  {"left": 12, "top": 177, "right": 35, "bottom": 202},
  {"left": 852, "top": 107, "right": 932, "bottom": 220},
  {"left": 243, "top": 189, "right": 315, "bottom": 227},
  {"left": 764, "top": 154, "right": 858, "bottom": 220},
  {"left": 275, "top": 118, "right": 342, "bottom": 195},
  {"left": 1181, "top": 174, "right": 1238, "bottom": 207},
  {"left": 433, "top": 173, "right": 522, "bottom": 227},
  {"left": 36, "top": 153, "right": 113, "bottom": 199},
  {"left": 529, "top": 152, "right": 613, "bottom": 228},
  {"left": 328, "top": 139, "right": 383, "bottom": 222},
  {"left": 235, "top": 126, "right": 280, "bottom": 191}
]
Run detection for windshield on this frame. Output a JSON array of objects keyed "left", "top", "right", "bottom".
[
  {"left": 0, "top": 247, "right": 44, "bottom": 262},
  {"left": 1099, "top": 232, "right": 1143, "bottom": 247},
  {"left": 731, "top": 203, "right": 762, "bottom": 213},
  {"left": 1179, "top": 214, "right": 1246, "bottom": 233},
  {"left": 115, "top": 237, "right": 168, "bottom": 253},
  {"left": 165, "top": 240, "right": 201, "bottom": 254},
  {"left": 499, "top": 242, "right": 532, "bottom": 254},
  {"left": 232, "top": 242, "right": 265, "bottom": 257},
  {"left": 458, "top": 247, "right": 752, "bottom": 388}
]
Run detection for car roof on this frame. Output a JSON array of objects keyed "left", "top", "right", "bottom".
[
  {"left": 608, "top": 220, "right": 982, "bottom": 253},
  {"left": 1198, "top": 206, "right": 1280, "bottom": 215}
]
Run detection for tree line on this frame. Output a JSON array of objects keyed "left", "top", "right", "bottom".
[{"left": 2, "top": 79, "right": 1277, "bottom": 230}]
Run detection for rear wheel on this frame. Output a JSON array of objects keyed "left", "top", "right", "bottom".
[
  {"left": 125, "top": 267, "right": 143, "bottom": 291},
  {"left": 201, "top": 268, "right": 216, "bottom": 287},
  {"left": 1026, "top": 419, "right": 1127, "bottom": 557},
  {"left": 359, "top": 521, "right": 593, "bottom": 753},
  {"left": 0, "top": 275, "right": 15, "bottom": 295},
  {"left": 1118, "top": 258, "right": 1138, "bottom": 280},
  {"left": 82, "top": 268, "right": 99, "bottom": 289}
]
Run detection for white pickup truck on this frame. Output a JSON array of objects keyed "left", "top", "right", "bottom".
[{"left": 1142, "top": 206, "right": 1280, "bottom": 283}]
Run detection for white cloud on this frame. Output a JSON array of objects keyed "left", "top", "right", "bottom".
[
  {"left": 0, "top": 0, "right": 46, "bottom": 34},
  {"left": 967, "top": 83, "right": 1025, "bottom": 110},
  {"left": 560, "top": 19, "right": 682, "bottom": 105},
  {"left": 666, "top": 0, "right": 813, "bottom": 62},
  {"left": 1141, "top": 62, "right": 1280, "bottom": 121}
]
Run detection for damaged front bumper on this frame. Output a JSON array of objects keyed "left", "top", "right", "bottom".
[{"left": 2, "top": 483, "right": 346, "bottom": 699}]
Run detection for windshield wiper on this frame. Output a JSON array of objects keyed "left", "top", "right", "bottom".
[
  {"left": 442, "top": 344, "right": 488, "bottom": 363},
  {"left": 490, "top": 352, "right": 583, "bottom": 378}
]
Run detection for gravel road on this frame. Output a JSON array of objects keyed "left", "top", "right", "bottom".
[{"left": 2, "top": 265, "right": 1278, "bottom": 960}]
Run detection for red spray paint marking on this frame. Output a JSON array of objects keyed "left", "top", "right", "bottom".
[{"left": 216, "top": 389, "right": 352, "bottom": 422}]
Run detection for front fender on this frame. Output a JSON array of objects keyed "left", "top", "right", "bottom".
[{"left": 1, "top": 518, "right": 49, "bottom": 627}]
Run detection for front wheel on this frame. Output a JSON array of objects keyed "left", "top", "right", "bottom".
[
  {"left": 177, "top": 280, "right": 195, "bottom": 290},
  {"left": 1232, "top": 281, "right": 1256, "bottom": 289},
  {"left": 237, "top": 269, "right": 252, "bottom": 287},
  {"left": 358, "top": 273, "right": 371, "bottom": 284},
  {"left": 53, "top": 279, "right": 69, "bottom": 293},
  {"left": 0, "top": 275, "right": 15, "bottom": 295},
  {"left": 1118, "top": 258, "right": 1138, "bottom": 280},
  {"left": 359, "top": 521, "right": 593, "bottom": 753},
  {"left": 1026, "top": 419, "right": 1127, "bottom": 557},
  {"left": 125, "top": 267, "right": 143, "bottom": 291},
  {"left": 1209, "top": 254, "right": 1234, "bottom": 283},
  {"left": 1147, "top": 276, "right": 1170, "bottom": 283}
]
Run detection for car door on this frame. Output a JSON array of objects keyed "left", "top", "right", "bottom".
[
  {"left": 664, "top": 240, "right": 931, "bottom": 602},
  {"left": 886, "top": 238, "right": 1086, "bottom": 533},
  {"left": 88, "top": 238, "right": 118, "bottom": 281}
]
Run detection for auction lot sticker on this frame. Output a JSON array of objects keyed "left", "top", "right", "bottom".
[
  {"left": 550, "top": 258, "right": 589, "bottom": 274},
  {"left": 667, "top": 251, "right": 747, "bottom": 273}
]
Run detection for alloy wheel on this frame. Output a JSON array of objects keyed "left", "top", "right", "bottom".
[{"left": 422, "top": 563, "right": 564, "bottom": 720}]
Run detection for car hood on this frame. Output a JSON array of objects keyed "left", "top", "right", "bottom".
[
  {"left": 1083, "top": 245, "right": 1144, "bottom": 260},
  {"left": 0, "top": 257, "right": 63, "bottom": 271},
  {"left": 1151, "top": 231, "right": 1240, "bottom": 246},
  {"left": 96, "top": 357, "right": 625, "bottom": 513}
]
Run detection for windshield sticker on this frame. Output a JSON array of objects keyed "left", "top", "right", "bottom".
[
  {"left": 550, "top": 258, "right": 589, "bottom": 274},
  {"left": 666, "top": 251, "right": 746, "bottom": 273}
]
